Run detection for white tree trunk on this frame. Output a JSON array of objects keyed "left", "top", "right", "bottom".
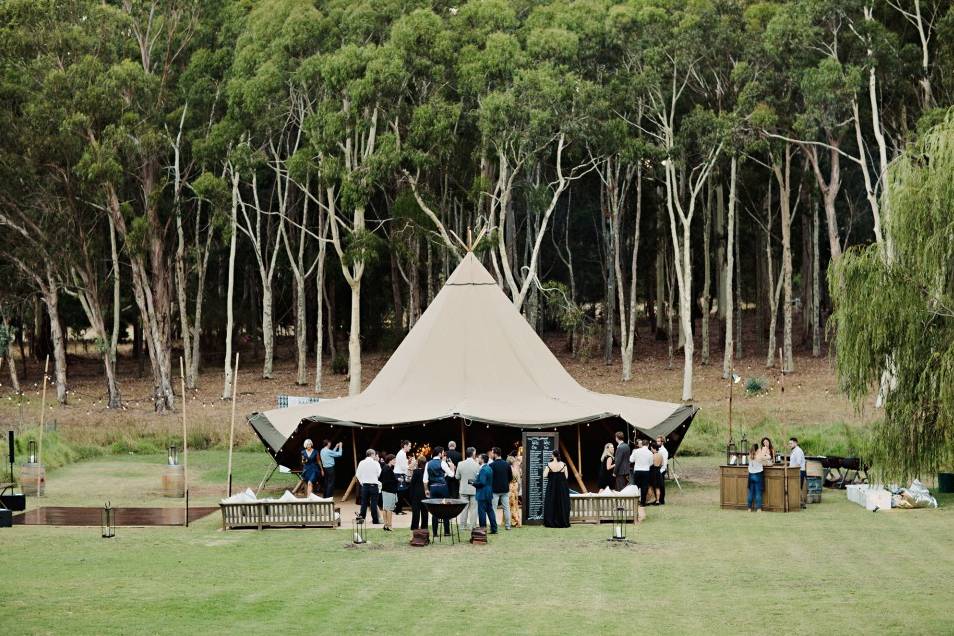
[
  {"left": 41, "top": 275, "right": 68, "bottom": 405},
  {"left": 812, "top": 198, "right": 821, "bottom": 357},
  {"left": 348, "top": 278, "right": 362, "bottom": 395},
  {"left": 722, "top": 155, "right": 737, "bottom": 378},
  {"left": 222, "top": 171, "right": 239, "bottom": 399}
]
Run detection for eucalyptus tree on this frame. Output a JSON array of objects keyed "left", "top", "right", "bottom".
[
  {"left": 299, "top": 1, "right": 406, "bottom": 395},
  {"left": 616, "top": 0, "right": 727, "bottom": 401}
]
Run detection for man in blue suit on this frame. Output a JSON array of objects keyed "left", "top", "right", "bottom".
[{"left": 474, "top": 453, "right": 497, "bottom": 534}]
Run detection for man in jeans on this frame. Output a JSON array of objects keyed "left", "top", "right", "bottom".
[
  {"left": 319, "top": 439, "right": 343, "bottom": 498},
  {"left": 488, "top": 447, "right": 513, "bottom": 530},
  {"left": 355, "top": 449, "right": 381, "bottom": 524},
  {"left": 474, "top": 454, "right": 497, "bottom": 533},
  {"left": 455, "top": 446, "right": 480, "bottom": 530}
]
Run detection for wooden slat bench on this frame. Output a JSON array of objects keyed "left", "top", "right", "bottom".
[
  {"left": 570, "top": 494, "right": 639, "bottom": 524},
  {"left": 220, "top": 501, "right": 341, "bottom": 530}
]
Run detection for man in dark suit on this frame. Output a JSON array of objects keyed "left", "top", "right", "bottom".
[
  {"left": 446, "top": 441, "right": 463, "bottom": 498},
  {"left": 613, "top": 432, "right": 631, "bottom": 491},
  {"left": 489, "top": 447, "right": 513, "bottom": 530}
]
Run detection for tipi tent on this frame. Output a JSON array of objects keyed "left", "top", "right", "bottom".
[{"left": 249, "top": 252, "right": 696, "bottom": 474}]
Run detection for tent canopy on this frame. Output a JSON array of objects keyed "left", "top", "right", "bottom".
[{"left": 249, "top": 252, "right": 696, "bottom": 467}]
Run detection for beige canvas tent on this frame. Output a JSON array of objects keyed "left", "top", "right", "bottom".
[{"left": 249, "top": 251, "right": 696, "bottom": 476}]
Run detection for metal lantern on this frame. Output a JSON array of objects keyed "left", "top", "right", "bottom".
[
  {"left": 725, "top": 440, "right": 737, "bottom": 465},
  {"left": 102, "top": 501, "right": 115, "bottom": 539},
  {"left": 27, "top": 439, "right": 37, "bottom": 464},
  {"left": 739, "top": 434, "right": 749, "bottom": 465},
  {"left": 167, "top": 444, "right": 179, "bottom": 466},
  {"left": 610, "top": 506, "right": 626, "bottom": 541},
  {"left": 352, "top": 515, "right": 366, "bottom": 544}
]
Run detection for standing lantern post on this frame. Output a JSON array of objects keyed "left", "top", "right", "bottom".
[{"left": 101, "top": 501, "right": 115, "bottom": 539}]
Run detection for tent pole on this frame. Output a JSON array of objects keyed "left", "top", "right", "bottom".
[
  {"left": 226, "top": 352, "right": 239, "bottom": 497},
  {"left": 180, "top": 357, "right": 189, "bottom": 526},
  {"left": 576, "top": 423, "right": 582, "bottom": 481},
  {"left": 342, "top": 428, "right": 359, "bottom": 501},
  {"left": 460, "top": 420, "right": 466, "bottom": 453},
  {"left": 37, "top": 355, "right": 49, "bottom": 498},
  {"left": 560, "top": 440, "right": 587, "bottom": 493}
]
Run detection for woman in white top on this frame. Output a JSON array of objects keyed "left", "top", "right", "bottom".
[
  {"left": 631, "top": 440, "right": 654, "bottom": 506},
  {"left": 747, "top": 444, "right": 764, "bottom": 512}
]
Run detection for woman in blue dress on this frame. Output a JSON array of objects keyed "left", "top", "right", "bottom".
[{"left": 301, "top": 439, "right": 321, "bottom": 496}]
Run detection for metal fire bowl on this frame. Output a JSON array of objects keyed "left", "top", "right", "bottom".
[{"left": 421, "top": 498, "right": 467, "bottom": 519}]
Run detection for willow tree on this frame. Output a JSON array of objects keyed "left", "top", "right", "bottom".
[{"left": 829, "top": 113, "right": 954, "bottom": 481}]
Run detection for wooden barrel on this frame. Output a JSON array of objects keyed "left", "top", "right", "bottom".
[
  {"left": 20, "top": 462, "right": 46, "bottom": 496},
  {"left": 806, "top": 476, "right": 823, "bottom": 503},
  {"left": 807, "top": 460, "right": 824, "bottom": 478},
  {"left": 161, "top": 464, "right": 185, "bottom": 498}
]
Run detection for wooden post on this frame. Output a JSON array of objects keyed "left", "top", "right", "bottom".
[
  {"left": 727, "top": 366, "right": 734, "bottom": 443},
  {"left": 226, "top": 352, "right": 239, "bottom": 497},
  {"left": 180, "top": 357, "right": 189, "bottom": 526},
  {"left": 342, "top": 428, "right": 360, "bottom": 502},
  {"left": 37, "top": 355, "right": 49, "bottom": 497},
  {"left": 460, "top": 420, "right": 466, "bottom": 453},
  {"left": 559, "top": 440, "right": 587, "bottom": 494},
  {"left": 779, "top": 349, "right": 788, "bottom": 511},
  {"left": 576, "top": 423, "right": 583, "bottom": 481}
]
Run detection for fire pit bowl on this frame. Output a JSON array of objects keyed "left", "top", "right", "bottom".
[{"left": 421, "top": 498, "right": 467, "bottom": 519}]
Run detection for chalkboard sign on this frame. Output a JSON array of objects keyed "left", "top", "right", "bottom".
[{"left": 522, "top": 431, "right": 559, "bottom": 525}]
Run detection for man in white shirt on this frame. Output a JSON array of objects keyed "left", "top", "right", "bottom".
[
  {"left": 455, "top": 447, "right": 480, "bottom": 530},
  {"left": 393, "top": 440, "right": 411, "bottom": 515},
  {"left": 356, "top": 449, "right": 382, "bottom": 524},
  {"left": 630, "top": 440, "right": 654, "bottom": 507},
  {"left": 656, "top": 435, "right": 669, "bottom": 505},
  {"left": 788, "top": 437, "right": 807, "bottom": 505}
]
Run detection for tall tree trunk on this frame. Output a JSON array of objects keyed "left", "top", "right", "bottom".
[
  {"left": 773, "top": 146, "right": 795, "bottom": 373},
  {"left": 108, "top": 216, "right": 120, "bottom": 367},
  {"left": 40, "top": 274, "right": 68, "bottom": 404},
  {"left": 701, "top": 182, "right": 712, "bottom": 366},
  {"left": 223, "top": 171, "right": 239, "bottom": 399},
  {"left": 804, "top": 142, "right": 843, "bottom": 262},
  {"left": 1, "top": 308, "right": 21, "bottom": 393},
  {"left": 812, "top": 197, "right": 822, "bottom": 357},
  {"left": 722, "top": 155, "right": 737, "bottom": 378}
]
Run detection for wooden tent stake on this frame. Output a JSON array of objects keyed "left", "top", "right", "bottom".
[
  {"left": 226, "top": 352, "right": 239, "bottom": 497},
  {"left": 37, "top": 355, "right": 49, "bottom": 497},
  {"left": 180, "top": 357, "right": 189, "bottom": 526},
  {"left": 342, "top": 429, "right": 383, "bottom": 502},
  {"left": 559, "top": 440, "right": 587, "bottom": 493}
]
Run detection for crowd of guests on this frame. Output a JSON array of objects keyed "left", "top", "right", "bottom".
[
  {"left": 304, "top": 432, "right": 683, "bottom": 532},
  {"left": 598, "top": 432, "right": 670, "bottom": 507},
  {"left": 350, "top": 441, "right": 525, "bottom": 535},
  {"left": 744, "top": 436, "right": 806, "bottom": 511}
]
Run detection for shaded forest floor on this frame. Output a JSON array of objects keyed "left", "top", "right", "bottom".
[{"left": 0, "top": 318, "right": 872, "bottom": 459}]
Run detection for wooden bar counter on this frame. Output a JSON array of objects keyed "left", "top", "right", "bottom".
[{"left": 720, "top": 465, "right": 801, "bottom": 512}]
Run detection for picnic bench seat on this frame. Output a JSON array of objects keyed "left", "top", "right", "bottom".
[
  {"left": 570, "top": 494, "right": 639, "bottom": 524},
  {"left": 220, "top": 500, "right": 341, "bottom": 530}
]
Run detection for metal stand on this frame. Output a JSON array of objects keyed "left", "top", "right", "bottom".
[
  {"left": 434, "top": 517, "right": 461, "bottom": 544},
  {"left": 667, "top": 455, "right": 683, "bottom": 492},
  {"left": 256, "top": 462, "right": 278, "bottom": 496}
]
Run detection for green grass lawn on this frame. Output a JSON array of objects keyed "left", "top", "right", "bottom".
[{"left": 2, "top": 451, "right": 953, "bottom": 634}]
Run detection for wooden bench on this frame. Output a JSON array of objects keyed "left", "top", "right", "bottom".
[
  {"left": 220, "top": 501, "right": 341, "bottom": 530},
  {"left": 570, "top": 494, "right": 639, "bottom": 524}
]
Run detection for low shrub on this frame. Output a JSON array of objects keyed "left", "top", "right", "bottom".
[
  {"left": 331, "top": 354, "right": 348, "bottom": 375},
  {"left": 745, "top": 377, "right": 768, "bottom": 396}
]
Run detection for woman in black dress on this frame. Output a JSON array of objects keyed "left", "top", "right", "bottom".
[
  {"left": 408, "top": 456, "right": 429, "bottom": 531},
  {"left": 543, "top": 450, "right": 571, "bottom": 528},
  {"left": 648, "top": 441, "right": 663, "bottom": 504},
  {"left": 597, "top": 443, "right": 615, "bottom": 490}
]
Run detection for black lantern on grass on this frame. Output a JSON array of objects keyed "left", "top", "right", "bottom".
[
  {"left": 167, "top": 444, "right": 179, "bottom": 466},
  {"left": 102, "top": 501, "right": 115, "bottom": 539},
  {"left": 610, "top": 506, "right": 626, "bottom": 541},
  {"left": 27, "top": 439, "right": 37, "bottom": 464},
  {"left": 352, "top": 515, "right": 366, "bottom": 544}
]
